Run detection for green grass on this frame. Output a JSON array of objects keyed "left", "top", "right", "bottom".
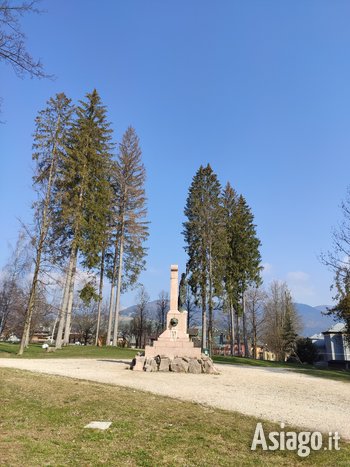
[
  {"left": 212, "top": 355, "right": 313, "bottom": 368},
  {"left": 1, "top": 367, "right": 349, "bottom": 466},
  {"left": 0, "top": 342, "right": 138, "bottom": 359},
  {"left": 212, "top": 355, "right": 350, "bottom": 383}
]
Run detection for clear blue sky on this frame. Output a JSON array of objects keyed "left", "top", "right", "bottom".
[{"left": 1, "top": 0, "right": 350, "bottom": 307}]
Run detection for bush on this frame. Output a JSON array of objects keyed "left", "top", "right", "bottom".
[{"left": 296, "top": 337, "right": 318, "bottom": 364}]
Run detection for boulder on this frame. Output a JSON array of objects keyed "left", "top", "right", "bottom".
[
  {"left": 170, "top": 357, "right": 188, "bottom": 373},
  {"left": 159, "top": 357, "right": 170, "bottom": 372},
  {"left": 144, "top": 357, "right": 158, "bottom": 372},
  {"left": 188, "top": 358, "right": 202, "bottom": 374},
  {"left": 202, "top": 358, "right": 219, "bottom": 374},
  {"left": 132, "top": 356, "right": 145, "bottom": 371}
]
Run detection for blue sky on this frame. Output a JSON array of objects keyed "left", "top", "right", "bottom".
[{"left": 1, "top": 0, "right": 350, "bottom": 307}]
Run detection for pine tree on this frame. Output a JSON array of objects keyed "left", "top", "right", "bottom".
[
  {"left": 18, "top": 93, "right": 73, "bottom": 355},
  {"left": 222, "top": 182, "right": 239, "bottom": 356},
  {"left": 282, "top": 298, "right": 298, "bottom": 359},
  {"left": 223, "top": 183, "right": 262, "bottom": 357},
  {"left": 183, "top": 164, "right": 226, "bottom": 353},
  {"left": 282, "top": 290, "right": 298, "bottom": 359},
  {"left": 54, "top": 89, "right": 114, "bottom": 348},
  {"left": 106, "top": 127, "right": 149, "bottom": 346}
]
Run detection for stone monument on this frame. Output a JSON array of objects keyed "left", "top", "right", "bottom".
[
  {"left": 144, "top": 265, "right": 201, "bottom": 359},
  {"left": 131, "top": 264, "right": 218, "bottom": 373}
]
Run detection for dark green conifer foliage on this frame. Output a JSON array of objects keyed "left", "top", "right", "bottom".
[
  {"left": 282, "top": 291, "right": 298, "bottom": 357},
  {"left": 54, "top": 89, "right": 114, "bottom": 348},
  {"left": 183, "top": 164, "right": 226, "bottom": 352},
  {"left": 18, "top": 93, "right": 73, "bottom": 355},
  {"left": 222, "top": 182, "right": 239, "bottom": 356},
  {"left": 223, "top": 183, "right": 262, "bottom": 356}
]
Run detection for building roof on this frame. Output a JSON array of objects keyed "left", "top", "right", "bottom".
[
  {"left": 322, "top": 322, "right": 346, "bottom": 334},
  {"left": 309, "top": 333, "right": 324, "bottom": 340}
]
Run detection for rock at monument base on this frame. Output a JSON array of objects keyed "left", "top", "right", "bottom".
[
  {"left": 130, "top": 354, "right": 219, "bottom": 374},
  {"left": 158, "top": 357, "right": 170, "bottom": 372},
  {"left": 144, "top": 357, "right": 158, "bottom": 372},
  {"left": 188, "top": 359, "right": 202, "bottom": 374},
  {"left": 131, "top": 356, "right": 145, "bottom": 371},
  {"left": 170, "top": 357, "right": 189, "bottom": 373},
  {"left": 203, "top": 359, "right": 216, "bottom": 374}
]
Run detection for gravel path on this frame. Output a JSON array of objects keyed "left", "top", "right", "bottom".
[{"left": 1, "top": 358, "right": 349, "bottom": 440}]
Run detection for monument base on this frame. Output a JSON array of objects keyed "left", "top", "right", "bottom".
[
  {"left": 138, "top": 264, "right": 216, "bottom": 372},
  {"left": 131, "top": 354, "right": 218, "bottom": 374},
  {"left": 145, "top": 309, "right": 201, "bottom": 359}
]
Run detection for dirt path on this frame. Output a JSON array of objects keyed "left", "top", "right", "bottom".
[{"left": 1, "top": 358, "right": 349, "bottom": 440}]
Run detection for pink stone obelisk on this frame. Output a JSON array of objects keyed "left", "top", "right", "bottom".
[
  {"left": 144, "top": 264, "right": 201, "bottom": 358},
  {"left": 169, "top": 264, "right": 178, "bottom": 311}
]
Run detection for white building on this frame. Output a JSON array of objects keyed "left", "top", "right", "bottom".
[
  {"left": 323, "top": 323, "right": 350, "bottom": 363},
  {"left": 310, "top": 323, "right": 350, "bottom": 369}
]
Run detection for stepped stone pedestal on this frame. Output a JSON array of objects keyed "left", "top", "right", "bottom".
[{"left": 145, "top": 265, "right": 201, "bottom": 359}]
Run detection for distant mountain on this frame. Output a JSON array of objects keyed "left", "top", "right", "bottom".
[
  {"left": 121, "top": 300, "right": 336, "bottom": 337},
  {"left": 294, "top": 303, "right": 335, "bottom": 336},
  {"left": 120, "top": 301, "right": 159, "bottom": 319},
  {"left": 313, "top": 305, "right": 331, "bottom": 312},
  {"left": 120, "top": 300, "right": 201, "bottom": 323}
]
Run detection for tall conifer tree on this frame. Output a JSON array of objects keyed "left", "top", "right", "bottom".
[
  {"left": 183, "top": 164, "right": 226, "bottom": 352},
  {"left": 18, "top": 93, "right": 73, "bottom": 355},
  {"left": 54, "top": 89, "right": 114, "bottom": 348},
  {"left": 106, "top": 127, "right": 148, "bottom": 346},
  {"left": 223, "top": 186, "right": 262, "bottom": 356}
]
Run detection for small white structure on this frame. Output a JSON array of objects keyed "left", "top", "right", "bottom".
[
  {"left": 84, "top": 421, "right": 112, "bottom": 430},
  {"left": 323, "top": 323, "right": 350, "bottom": 362}
]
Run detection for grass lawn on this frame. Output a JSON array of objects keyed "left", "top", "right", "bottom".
[
  {"left": 212, "top": 355, "right": 350, "bottom": 383},
  {"left": 0, "top": 342, "right": 138, "bottom": 360},
  {"left": 1, "top": 368, "right": 349, "bottom": 466}
]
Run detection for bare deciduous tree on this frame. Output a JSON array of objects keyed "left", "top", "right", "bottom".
[
  {"left": 0, "top": 231, "right": 31, "bottom": 338},
  {"left": 261, "top": 281, "right": 302, "bottom": 361},
  {"left": 156, "top": 290, "right": 169, "bottom": 335},
  {"left": 131, "top": 285, "right": 150, "bottom": 348},
  {"left": 321, "top": 187, "right": 350, "bottom": 339},
  {"left": 245, "top": 286, "right": 266, "bottom": 359},
  {"left": 0, "top": 0, "right": 49, "bottom": 78}
]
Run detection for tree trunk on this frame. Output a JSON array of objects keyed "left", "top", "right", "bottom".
[
  {"left": 56, "top": 251, "right": 75, "bottom": 349},
  {"left": 208, "top": 253, "right": 213, "bottom": 355},
  {"left": 106, "top": 242, "right": 118, "bottom": 345},
  {"left": 18, "top": 129, "right": 59, "bottom": 355},
  {"left": 18, "top": 271, "right": 38, "bottom": 355},
  {"left": 242, "top": 293, "right": 249, "bottom": 357},
  {"left": 95, "top": 249, "right": 105, "bottom": 346},
  {"left": 63, "top": 246, "right": 78, "bottom": 345},
  {"left": 201, "top": 288, "right": 207, "bottom": 351},
  {"left": 230, "top": 303, "right": 235, "bottom": 356},
  {"left": 236, "top": 313, "right": 241, "bottom": 356},
  {"left": 112, "top": 221, "right": 124, "bottom": 347}
]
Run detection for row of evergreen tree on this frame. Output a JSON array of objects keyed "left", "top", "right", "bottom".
[
  {"left": 183, "top": 164, "right": 262, "bottom": 354},
  {"left": 18, "top": 90, "right": 149, "bottom": 354}
]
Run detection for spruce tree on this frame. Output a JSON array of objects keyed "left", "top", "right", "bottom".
[
  {"left": 183, "top": 164, "right": 226, "bottom": 353},
  {"left": 106, "top": 127, "right": 148, "bottom": 346},
  {"left": 54, "top": 89, "right": 114, "bottom": 348},
  {"left": 282, "top": 291, "right": 298, "bottom": 358},
  {"left": 18, "top": 93, "right": 73, "bottom": 355},
  {"left": 222, "top": 182, "right": 239, "bottom": 356},
  {"left": 223, "top": 184, "right": 262, "bottom": 357}
]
